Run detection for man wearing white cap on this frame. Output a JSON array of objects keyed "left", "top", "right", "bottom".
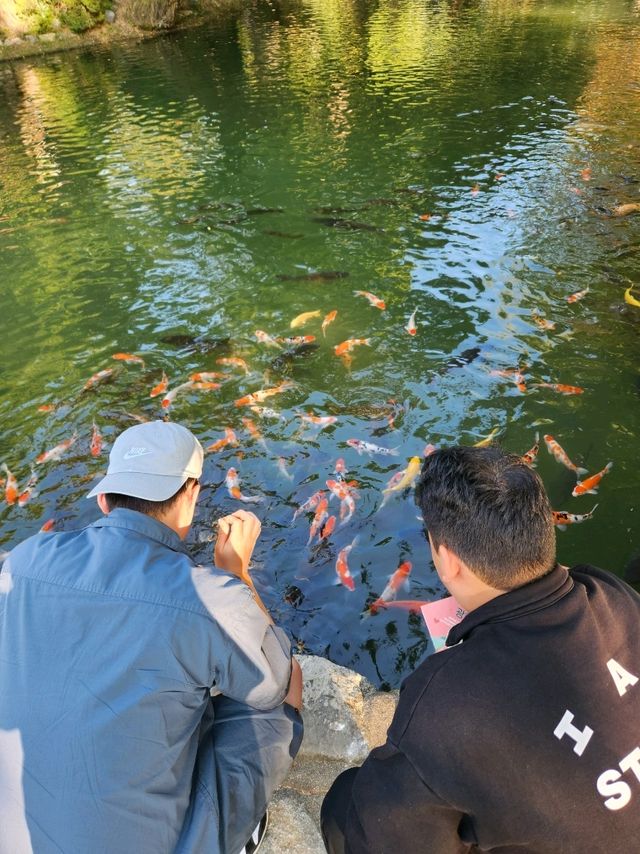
[{"left": 0, "top": 421, "right": 303, "bottom": 854}]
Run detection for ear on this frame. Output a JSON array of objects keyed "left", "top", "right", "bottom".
[
  {"left": 433, "top": 540, "right": 463, "bottom": 585},
  {"left": 97, "top": 494, "right": 110, "bottom": 515}
]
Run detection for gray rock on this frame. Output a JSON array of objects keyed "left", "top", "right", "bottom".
[
  {"left": 25, "top": 34, "right": 38, "bottom": 43},
  {"left": 296, "top": 655, "right": 396, "bottom": 763},
  {"left": 262, "top": 789, "right": 325, "bottom": 854},
  {"left": 5, "top": 37, "right": 23, "bottom": 46},
  {"left": 38, "top": 32, "right": 56, "bottom": 42},
  {"left": 105, "top": 9, "right": 116, "bottom": 24}
]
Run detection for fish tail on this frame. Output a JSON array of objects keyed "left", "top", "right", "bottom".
[
  {"left": 576, "top": 466, "right": 589, "bottom": 476},
  {"left": 389, "top": 447, "right": 400, "bottom": 456}
]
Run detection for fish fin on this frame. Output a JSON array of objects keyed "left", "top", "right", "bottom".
[
  {"left": 389, "top": 447, "right": 400, "bottom": 456},
  {"left": 556, "top": 524, "right": 567, "bottom": 532},
  {"left": 577, "top": 466, "right": 589, "bottom": 476},
  {"left": 402, "top": 578, "right": 411, "bottom": 592},
  {"left": 605, "top": 461, "right": 614, "bottom": 472},
  {"left": 590, "top": 504, "right": 599, "bottom": 514},
  {"left": 585, "top": 488, "right": 599, "bottom": 495}
]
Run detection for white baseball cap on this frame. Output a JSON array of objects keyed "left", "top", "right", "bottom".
[{"left": 87, "top": 421, "right": 204, "bottom": 501}]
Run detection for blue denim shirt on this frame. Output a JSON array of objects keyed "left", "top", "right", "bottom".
[{"left": 0, "top": 509, "right": 292, "bottom": 853}]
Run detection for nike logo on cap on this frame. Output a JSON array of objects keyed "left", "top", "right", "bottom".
[{"left": 123, "top": 447, "right": 153, "bottom": 460}]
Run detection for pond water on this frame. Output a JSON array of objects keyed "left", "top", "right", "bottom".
[{"left": 1, "top": 0, "right": 638, "bottom": 688}]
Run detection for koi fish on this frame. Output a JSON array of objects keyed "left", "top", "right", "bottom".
[
  {"left": 383, "top": 457, "right": 421, "bottom": 493},
  {"left": 346, "top": 439, "right": 399, "bottom": 457},
  {"left": 299, "top": 413, "right": 337, "bottom": 429},
  {"left": 572, "top": 463, "right": 613, "bottom": 497},
  {"left": 255, "top": 330, "right": 282, "bottom": 349},
  {"left": 521, "top": 433, "right": 540, "bottom": 467},
  {"left": 90, "top": 422, "right": 103, "bottom": 457},
  {"left": 334, "top": 338, "right": 371, "bottom": 358},
  {"left": 37, "top": 404, "right": 56, "bottom": 413},
  {"left": 624, "top": 286, "right": 640, "bottom": 308},
  {"left": 369, "top": 561, "right": 413, "bottom": 613},
  {"left": 207, "top": 427, "right": 238, "bottom": 453},
  {"left": 613, "top": 204, "right": 640, "bottom": 218},
  {"left": 217, "top": 357, "right": 250, "bottom": 374},
  {"left": 322, "top": 310, "right": 337, "bottom": 337},
  {"left": 161, "top": 381, "right": 193, "bottom": 410},
  {"left": 552, "top": 504, "right": 598, "bottom": 531},
  {"left": 335, "top": 538, "right": 358, "bottom": 590},
  {"left": 242, "top": 418, "right": 268, "bottom": 451},
  {"left": 225, "top": 468, "right": 264, "bottom": 503},
  {"left": 334, "top": 458, "right": 347, "bottom": 477},
  {"left": 423, "top": 443, "right": 437, "bottom": 457},
  {"left": 308, "top": 498, "right": 329, "bottom": 544},
  {"left": 277, "top": 457, "right": 294, "bottom": 481},
  {"left": 339, "top": 493, "right": 356, "bottom": 526},
  {"left": 278, "top": 336, "right": 316, "bottom": 346},
  {"left": 320, "top": 515, "right": 336, "bottom": 540},
  {"left": 190, "top": 371, "right": 226, "bottom": 382},
  {"left": 567, "top": 287, "right": 589, "bottom": 304},
  {"left": 290, "top": 310, "right": 321, "bottom": 329},
  {"left": 531, "top": 314, "right": 556, "bottom": 331},
  {"left": 40, "top": 518, "right": 55, "bottom": 532},
  {"left": 326, "top": 479, "right": 358, "bottom": 502},
  {"left": 36, "top": 433, "right": 78, "bottom": 464},
  {"left": 293, "top": 489, "right": 326, "bottom": 522},
  {"left": 532, "top": 383, "right": 584, "bottom": 395},
  {"left": 2, "top": 464, "right": 18, "bottom": 504},
  {"left": 490, "top": 368, "right": 526, "bottom": 393},
  {"left": 234, "top": 380, "right": 295, "bottom": 407},
  {"left": 18, "top": 472, "right": 38, "bottom": 507},
  {"left": 83, "top": 368, "right": 114, "bottom": 390},
  {"left": 580, "top": 167, "right": 592, "bottom": 181},
  {"left": 405, "top": 309, "right": 417, "bottom": 336},
  {"left": 418, "top": 213, "right": 431, "bottom": 221},
  {"left": 370, "top": 599, "right": 429, "bottom": 613},
  {"left": 473, "top": 427, "right": 501, "bottom": 448},
  {"left": 377, "top": 471, "right": 405, "bottom": 512},
  {"left": 471, "top": 184, "right": 480, "bottom": 196},
  {"left": 112, "top": 353, "right": 145, "bottom": 366},
  {"left": 543, "top": 435, "right": 588, "bottom": 475},
  {"left": 190, "top": 381, "right": 221, "bottom": 391},
  {"left": 150, "top": 371, "right": 169, "bottom": 398},
  {"left": 354, "top": 290, "right": 385, "bottom": 310},
  {"left": 495, "top": 173, "right": 506, "bottom": 181}
]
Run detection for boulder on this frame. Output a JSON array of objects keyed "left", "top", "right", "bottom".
[
  {"left": 38, "top": 32, "right": 56, "bottom": 42},
  {"left": 105, "top": 10, "right": 116, "bottom": 24},
  {"left": 296, "top": 655, "right": 397, "bottom": 763}
]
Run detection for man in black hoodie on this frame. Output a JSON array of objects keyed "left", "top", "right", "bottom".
[{"left": 321, "top": 446, "right": 640, "bottom": 853}]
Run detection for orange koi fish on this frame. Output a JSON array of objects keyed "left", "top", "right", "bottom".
[
  {"left": 207, "top": 427, "right": 238, "bottom": 453},
  {"left": 320, "top": 515, "right": 336, "bottom": 540},
  {"left": 543, "top": 435, "right": 588, "bottom": 476},
  {"left": 532, "top": 383, "right": 584, "bottom": 395},
  {"left": 217, "top": 357, "right": 250, "bottom": 374},
  {"left": 84, "top": 368, "right": 114, "bottom": 390},
  {"left": 322, "top": 310, "right": 337, "bottom": 337},
  {"left": 370, "top": 599, "right": 430, "bottom": 613},
  {"left": 553, "top": 504, "right": 598, "bottom": 531},
  {"left": 339, "top": 493, "right": 356, "bottom": 525},
  {"left": 531, "top": 314, "right": 556, "bottom": 331},
  {"left": 18, "top": 472, "right": 38, "bottom": 507},
  {"left": 2, "top": 464, "right": 18, "bottom": 504},
  {"left": 490, "top": 368, "right": 527, "bottom": 393},
  {"left": 572, "top": 463, "right": 613, "bottom": 497},
  {"left": 521, "top": 433, "right": 540, "bottom": 467},
  {"left": 334, "top": 338, "right": 371, "bottom": 358},
  {"left": 299, "top": 413, "right": 337, "bottom": 429},
  {"left": 150, "top": 371, "right": 169, "bottom": 398},
  {"left": 334, "top": 458, "right": 347, "bottom": 477},
  {"left": 242, "top": 417, "right": 268, "bottom": 451},
  {"left": 255, "top": 330, "right": 282, "bottom": 349},
  {"left": 405, "top": 309, "right": 417, "bottom": 336},
  {"left": 326, "top": 479, "right": 358, "bottom": 502},
  {"left": 190, "top": 381, "right": 221, "bottom": 391},
  {"left": 580, "top": 167, "right": 592, "bottom": 181},
  {"left": 290, "top": 310, "right": 321, "bottom": 329},
  {"left": 335, "top": 538, "right": 358, "bottom": 591},
  {"left": 234, "top": 380, "right": 294, "bottom": 407},
  {"left": 418, "top": 213, "right": 431, "bottom": 221},
  {"left": 292, "top": 489, "right": 326, "bottom": 522},
  {"left": 40, "top": 518, "right": 55, "bottom": 532},
  {"left": 161, "top": 381, "right": 193, "bottom": 410},
  {"left": 36, "top": 433, "right": 78, "bottom": 465},
  {"left": 190, "top": 371, "right": 226, "bottom": 382},
  {"left": 112, "top": 353, "right": 145, "bottom": 366},
  {"left": 37, "top": 404, "right": 56, "bottom": 413},
  {"left": 90, "top": 422, "right": 103, "bottom": 457},
  {"left": 567, "top": 287, "right": 589, "bottom": 304},
  {"left": 354, "top": 290, "right": 385, "bottom": 310},
  {"left": 369, "top": 561, "right": 413, "bottom": 613},
  {"left": 278, "top": 336, "right": 316, "bottom": 346},
  {"left": 224, "top": 468, "right": 264, "bottom": 503},
  {"left": 308, "top": 498, "right": 329, "bottom": 544},
  {"left": 495, "top": 173, "right": 506, "bottom": 181}
]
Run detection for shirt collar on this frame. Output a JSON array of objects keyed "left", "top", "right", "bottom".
[
  {"left": 446, "top": 563, "right": 573, "bottom": 646},
  {"left": 90, "top": 508, "right": 193, "bottom": 559}
]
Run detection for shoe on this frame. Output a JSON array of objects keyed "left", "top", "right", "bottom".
[{"left": 239, "top": 809, "right": 269, "bottom": 854}]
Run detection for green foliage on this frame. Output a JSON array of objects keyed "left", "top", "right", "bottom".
[{"left": 10, "top": 0, "right": 112, "bottom": 35}]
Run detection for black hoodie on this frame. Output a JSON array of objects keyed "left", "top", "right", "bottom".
[{"left": 343, "top": 564, "right": 640, "bottom": 853}]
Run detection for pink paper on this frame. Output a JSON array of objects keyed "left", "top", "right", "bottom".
[{"left": 421, "top": 596, "right": 467, "bottom": 652}]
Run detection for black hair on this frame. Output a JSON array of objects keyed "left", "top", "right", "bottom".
[
  {"left": 104, "top": 477, "right": 199, "bottom": 518},
  {"left": 415, "top": 446, "right": 555, "bottom": 590}
]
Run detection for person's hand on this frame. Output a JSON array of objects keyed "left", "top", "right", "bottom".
[{"left": 214, "top": 510, "right": 261, "bottom": 578}]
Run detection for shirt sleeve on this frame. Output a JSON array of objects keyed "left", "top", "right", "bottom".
[
  {"left": 191, "top": 567, "right": 292, "bottom": 710},
  {"left": 344, "top": 740, "right": 472, "bottom": 854}
]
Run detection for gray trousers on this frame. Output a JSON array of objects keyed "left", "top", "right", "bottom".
[{"left": 176, "top": 696, "right": 303, "bottom": 854}]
